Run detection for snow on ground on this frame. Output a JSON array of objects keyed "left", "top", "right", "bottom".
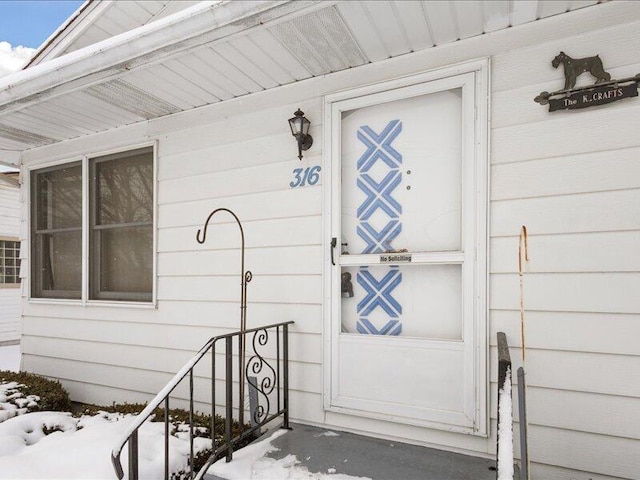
[
  {"left": 0, "top": 410, "right": 211, "bottom": 479},
  {"left": 209, "top": 429, "right": 370, "bottom": 480},
  {"left": 497, "top": 367, "right": 514, "bottom": 480},
  {"left": 0, "top": 345, "right": 20, "bottom": 373}
]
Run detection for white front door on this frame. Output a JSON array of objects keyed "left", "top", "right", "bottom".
[{"left": 324, "top": 64, "right": 488, "bottom": 434}]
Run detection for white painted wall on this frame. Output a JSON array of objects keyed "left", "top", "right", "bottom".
[
  {"left": 18, "top": 2, "right": 640, "bottom": 478},
  {"left": 0, "top": 175, "right": 21, "bottom": 344}
]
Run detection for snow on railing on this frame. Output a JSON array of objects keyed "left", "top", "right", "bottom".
[{"left": 496, "top": 332, "right": 514, "bottom": 479}]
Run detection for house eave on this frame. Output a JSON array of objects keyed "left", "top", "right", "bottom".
[
  {"left": 0, "top": 1, "right": 304, "bottom": 113},
  {"left": 0, "top": 0, "right": 612, "bottom": 153}
]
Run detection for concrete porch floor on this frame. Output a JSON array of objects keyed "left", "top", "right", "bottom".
[{"left": 207, "top": 423, "right": 497, "bottom": 480}]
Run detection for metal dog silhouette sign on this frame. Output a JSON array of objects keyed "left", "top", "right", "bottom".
[{"left": 535, "top": 52, "right": 639, "bottom": 112}]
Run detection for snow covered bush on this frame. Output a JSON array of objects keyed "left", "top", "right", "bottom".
[
  {"left": 0, "top": 410, "right": 215, "bottom": 479},
  {"left": 0, "top": 371, "right": 71, "bottom": 421}
]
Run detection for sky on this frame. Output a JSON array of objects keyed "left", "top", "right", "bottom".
[
  {"left": 0, "top": 1, "right": 82, "bottom": 171},
  {"left": 0, "top": 1, "right": 84, "bottom": 77}
]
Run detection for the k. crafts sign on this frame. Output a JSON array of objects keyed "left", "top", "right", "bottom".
[
  {"left": 534, "top": 51, "right": 640, "bottom": 112},
  {"left": 549, "top": 82, "right": 639, "bottom": 112}
]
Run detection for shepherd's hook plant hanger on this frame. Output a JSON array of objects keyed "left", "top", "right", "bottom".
[{"left": 196, "top": 207, "right": 252, "bottom": 428}]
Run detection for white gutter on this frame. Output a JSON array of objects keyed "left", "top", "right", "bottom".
[{"left": 0, "top": 0, "right": 316, "bottom": 115}]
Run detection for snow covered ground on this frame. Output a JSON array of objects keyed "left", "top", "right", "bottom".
[
  {"left": 0, "top": 410, "right": 211, "bottom": 479},
  {"left": 0, "top": 345, "right": 20, "bottom": 373},
  {"left": 0, "top": 411, "right": 369, "bottom": 480},
  {"left": 0, "top": 377, "right": 364, "bottom": 480}
]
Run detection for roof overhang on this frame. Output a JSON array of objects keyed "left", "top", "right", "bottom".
[{"left": 0, "top": 0, "right": 610, "bottom": 163}]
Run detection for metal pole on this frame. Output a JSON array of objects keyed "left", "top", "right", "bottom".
[
  {"left": 225, "top": 336, "right": 234, "bottom": 462},
  {"left": 238, "top": 330, "right": 244, "bottom": 429},
  {"left": 276, "top": 325, "right": 281, "bottom": 412},
  {"left": 211, "top": 343, "right": 216, "bottom": 452},
  {"left": 196, "top": 208, "right": 251, "bottom": 434},
  {"left": 164, "top": 398, "right": 169, "bottom": 480},
  {"left": 282, "top": 323, "right": 290, "bottom": 430},
  {"left": 518, "top": 367, "right": 529, "bottom": 480},
  {"left": 129, "top": 429, "right": 139, "bottom": 480},
  {"left": 189, "top": 370, "right": 194, "bottom": 480}
]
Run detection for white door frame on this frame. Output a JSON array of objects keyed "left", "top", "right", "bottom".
[{"left": 322, "top": 58, "right": 490, "bottom": 436}]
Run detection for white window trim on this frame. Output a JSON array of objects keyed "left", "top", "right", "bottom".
[
  {"left": 27, "top": 141, "right": 158, "bottom": 308},
  {"left": 0, "top": 237, "right": 21, "bottom": 288},
  {"left": 321, "top": 58, "right": 490, "bottom": 435}
]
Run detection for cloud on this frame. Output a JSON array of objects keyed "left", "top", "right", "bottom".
[{"left": 0, "top": 41, "right": 36, "bottom": 78}]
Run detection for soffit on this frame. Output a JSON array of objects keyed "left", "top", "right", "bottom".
[{"left": 0, "top": 0, "right": 605, "bottom": 154}]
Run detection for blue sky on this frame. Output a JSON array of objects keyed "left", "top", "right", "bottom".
[
  {"left": 0, "top": 1, "right": 83, "bottom": 171},
  {"left": 0, "top": 0, "right": 84, "bottom": 49}
]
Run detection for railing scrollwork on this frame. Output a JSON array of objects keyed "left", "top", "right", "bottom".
[{"left": 246, "top": 328, "right": 278, "bottom": 425}]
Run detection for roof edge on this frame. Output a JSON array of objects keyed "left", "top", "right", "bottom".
[
  {"left": 24, "top": 0, "right": 97, "bottom": 69},
  {"left": 0, "top": 0, "right": 315, "bottom": 115}
]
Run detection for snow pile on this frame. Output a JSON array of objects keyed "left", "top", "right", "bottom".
[
  {"left": 497, "top": 367, "right": 514, "bottom": 480},
  {"left": 0, "top": 411, "right": 211, "bottom": 479},
  {"left": 209, "top": 429, "right": 370, "bottom": 480},
  {"left": 0, "top": 382, "right": 40, "bottom": 422}
]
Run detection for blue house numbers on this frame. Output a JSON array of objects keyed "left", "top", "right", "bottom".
[{"left": 290, "top": 165, "right": 321, "bottom": 188}]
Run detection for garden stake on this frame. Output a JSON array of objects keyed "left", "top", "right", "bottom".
[
  {"left": 518, "top": 225, "right": 529, "bottom": 363},
  {"left": 518, "top": 225, "right": 531, "bottom": 479},
  {"left": 197, "top": 208, "right": 252, "bottom": 429}
]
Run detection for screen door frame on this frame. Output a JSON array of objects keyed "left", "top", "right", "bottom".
[{"left": 322, "top": 58, "right": 490, "bottom": 436}]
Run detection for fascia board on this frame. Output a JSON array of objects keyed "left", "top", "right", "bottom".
[
  {"left": 26, "top": 0, "right": 103, "bottom": 68},
  {"left": 0, "top": 0, "right": 310, "bottom": 115}
]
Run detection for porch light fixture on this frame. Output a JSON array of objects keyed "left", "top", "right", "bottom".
[{"left": 288, "top": 108, "right": 313, "bottom": 160}]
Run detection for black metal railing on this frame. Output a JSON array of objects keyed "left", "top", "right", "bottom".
[
  {"left": 111, "top": 320, "right": 293, "bottom": 480},
  {"left": 496, "top": 331, "right": 512, "bottom": 479}
]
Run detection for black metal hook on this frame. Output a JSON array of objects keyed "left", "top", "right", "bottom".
[{"left": 196, "top": 207, "right": 245, "bottom": 245}]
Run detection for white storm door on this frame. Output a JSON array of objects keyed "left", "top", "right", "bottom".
[{"left": 326, "top": 69, "right": 488, "bottom": 434}]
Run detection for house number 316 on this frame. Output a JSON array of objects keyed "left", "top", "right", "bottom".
[{"left": 290, "top": 165, "right": 321, "bottom": 188}]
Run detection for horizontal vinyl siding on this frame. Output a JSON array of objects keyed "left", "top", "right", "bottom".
[
  {"left": 18, "top": 3, "right": 640, "bottom": 478},
  {"left": 22, "top": 99, "right": 326, "bottom": 430},
  {"left": 0, "top": 182, "right": 20, "bottom": 343},
  {"left": 488, "top": 12, "right": 640, "bottom": 479}
]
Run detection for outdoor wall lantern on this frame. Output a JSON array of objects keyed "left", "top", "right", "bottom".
[{"left": 288, "top": 108, "right": 313, "bottom": 160}]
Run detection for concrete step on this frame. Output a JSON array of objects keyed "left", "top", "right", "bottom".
[{"left": 205, "top": 423, "right": 497, "bottom": 480}]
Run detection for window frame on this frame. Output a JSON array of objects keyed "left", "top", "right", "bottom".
[
  {"left": 27, "top": 142, "right": 158, "bottom": 307},
  {"left": 89, "top": 148, "right": 154, "bottom": 302},
  {"left": 0, "top": 237, "right": 21, "bottom": 288},
  {"left": 30, "top": 161, "right": 83, "bottom": 299}
]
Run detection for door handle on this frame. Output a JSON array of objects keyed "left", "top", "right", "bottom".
[{"left": 331, "top": 237, "right": 337, "bottom": 266}]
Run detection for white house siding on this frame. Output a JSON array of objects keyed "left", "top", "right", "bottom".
[
  {"left": 19, "top": 2, "right": 640, "bottom": 478},
  {"left": 0, "top": 177, "right": 21, "bottom": 344}
]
